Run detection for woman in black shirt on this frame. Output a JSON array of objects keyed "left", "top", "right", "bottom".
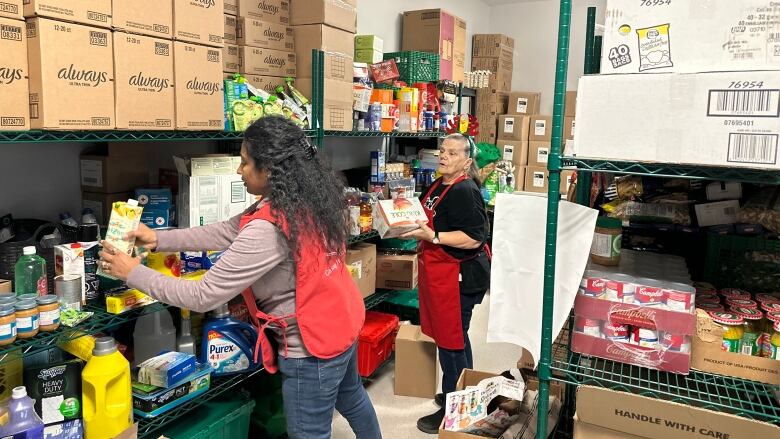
[{"left": 402, "top": 133, "right": 491, "bottom": 434}]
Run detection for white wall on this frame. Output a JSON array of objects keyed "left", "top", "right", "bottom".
[{"left": 490, "top": 0, "right": 606, "bottom": 114}]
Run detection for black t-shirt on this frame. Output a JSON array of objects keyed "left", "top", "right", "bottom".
[{"left": 421, "top": 178, "right": 491, "bottom": 294}]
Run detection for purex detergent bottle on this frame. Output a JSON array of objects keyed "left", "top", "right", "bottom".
[{"left": 201, "top": 303, "right": 260, "bottom": 376}]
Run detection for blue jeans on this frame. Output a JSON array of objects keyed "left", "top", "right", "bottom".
[
  {"left": 278, "top": 343, "right": 382, "bottom": 439},
  {"left": 438, "top": 291, "right": 486, "bottom": 395}
]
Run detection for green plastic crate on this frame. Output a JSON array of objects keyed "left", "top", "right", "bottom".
[
  {"left": 378, "top": 237, "right": 418, "bottom": 252},
  {"left": 162, "top": 396, "right": 255, "bottom": 439},
  {"left": 379, "top": 289, "right": 420, "bottom": 324},
  {"left": 703, "top": 233, "right": 780, "bottom": 291},
  {"left": 383, "top": 51, "right": 439, "bottom": 83}
]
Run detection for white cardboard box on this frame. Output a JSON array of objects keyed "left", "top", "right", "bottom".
[
  {"left": 574, "top": 71, "right": 780, "bottom": 170},
  {"left": 601, "top": 0, "right": 780, "bottom": 74},
  {"left": 695, "top": 200, "right": 740, "bottom": 227}
]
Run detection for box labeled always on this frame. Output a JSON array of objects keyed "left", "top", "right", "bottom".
[
  {"left": 224, "top": 14, "right": 236, "bottom": 44},
  {"left": 346, "top": 243, "right": 376, "bottom": 299},
  {"left": 173, "top": 41, "right": 224, "bottom": 130},
  {"left": 395, "top": 325, "right": 437, "bottom": 398},
  {"left": 224, "top": 0, "right": 237, "bottom": 15},
  {"left": 173, "top": 0, "right": 224, "bottom": 47},
  {"left": 0, "top": 16, "right": 29, "bottom": 130},
  {"left": 237, "top": 0, "right": 289, "bottom": 24},
  {"left": 114, "top": 34, "right": 175, "bottom": 130},
  {"left": 376, "top": 253, "right": 418, "bottom": 290},
  {"left": 239, "top": 45, "right": 296, "bottom": 77},
  {"left": 24, "top": 0, "right": 111, "bottom": 28},
  {"left": 113, "top": 0, "right": 172, "bottom": 38},
  {"left": 242, "top": 74, "right": 285, "bottom": 95},
  {"left": 498, "top": 115, "right": 530, "bottom": 142},
  {"left": 222, "top": 43, "right": 240, "bottom": 72},
  {"left": 237, "top": 17, "right": 294, "bottom": 51},
  {"left": 290, "top": 0, "right": 356, "bottom": 33},
  {"left": 373, "top": 198, "right": 428, "bottom": 239},
  {"left": 26, "top": 18, "right": 114, "bottom": 130},
  {"left": 508, "top": 92, "right": 540, "bottom": 116},
  {"left": 0, "top": 0, "right": 21, "bottom": 20}
]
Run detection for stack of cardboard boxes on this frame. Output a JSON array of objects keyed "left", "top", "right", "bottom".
[
  {"left": 289, "top": 0, "right": 356, "bottom": 131},
  {"left": 401, "top": 9, "right": 466, "bottom": 83},
  {"left": 224, "top": 0, "right": 296, "bottom": 97},
  {"left": 472, "top": 34, "right": 514, "bottom": 144}
]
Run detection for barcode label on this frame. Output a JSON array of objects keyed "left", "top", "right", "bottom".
[
  {"left": 770, "top": 33, "right": 780, "bottom": 41},
  {"left": 708, "top": 89, "right": 780, "bottom": 117},
  {"left": 741, "top": 344, "right": 753, "bottom": 355},
  {"left": 727, "top": 133, "right": 779, "bottom": 165}
]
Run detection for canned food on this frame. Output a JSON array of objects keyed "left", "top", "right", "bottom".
[
  {"left": 661, "top": 332, "right": 691, "bottom": 353},
  {"left": 664, "top": 283, "right": 696, "bottom": 312},
  {"left": 634, "top": 278, "right": 666, "bottom": 307},
  {"left": 602, "top": 322, "right": 630, "bottom": 342},
  {"left": 630, "top": 327, "right": 659, "bottom": 348},
  {"left": 725, "top": 298, "right": 758, "bottom": 309},
  {"left": 581, "top": 271, "right": 606, "bottom": 298},
  {"left": 720, "top": 288, "right": 751, "bottom": 300},
  {"left": 605, "top": 274, "right": 636, "bottom": 304},
  {"left": 575, "top": 317, "right": 602, "bottom": 338},
  {"left": 696, "top": 302, "right": 725, "bottom": 312}
]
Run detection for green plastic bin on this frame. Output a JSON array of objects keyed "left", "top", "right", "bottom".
[
  {"left": 703, "top": 233, "right": 780, "bottom": 291},
  {"left": 379, "top": 289, "right": 420, "bottom": 324},
  {"left": 383, "top": 51, "right": 439, "bottom": 83},
  {"left": 162, "top": 396, "right": 255, "bottom": 439}
]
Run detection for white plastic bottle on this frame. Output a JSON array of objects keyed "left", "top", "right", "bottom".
[
  {"left": 80, "top": 208, "right": 98, "bottom": 225},
  {"left": 133, "top": 307, "right": 176, "bottom": 366},
  {"left": 58, "top": 213, "right": 78, "bottom": 228}
]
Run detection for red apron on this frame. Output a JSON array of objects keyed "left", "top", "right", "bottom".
[
  {"left": 418, "top": 175, "right": 470, "bottom": 350},
  {"left": 238, "top": 203, "right": 365, "bottom": 373}
]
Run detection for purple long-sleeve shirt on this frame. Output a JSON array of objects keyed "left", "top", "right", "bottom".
[{"left": 127, "top": 202, "right": 309, "bottom": 357}]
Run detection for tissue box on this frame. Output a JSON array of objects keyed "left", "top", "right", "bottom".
[
  {"left": 137, "top": 352, "right": 197, "bottom": 389},
  {"left": 373, "top": 198, "right": 428, "bottom": 239}
]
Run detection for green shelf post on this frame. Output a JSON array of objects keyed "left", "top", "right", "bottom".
[{"left": 537, "top": 0, "right": 572, "bottom": 436}]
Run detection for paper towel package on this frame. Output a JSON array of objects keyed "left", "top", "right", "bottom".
[
  {"left": 574, "top": 71, "right": 780, "bottom": 170},
  {"left": 601, "top": 0, "right": 780, "bottom": 74}
]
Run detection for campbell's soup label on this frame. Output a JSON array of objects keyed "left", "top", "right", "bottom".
[
  {"left": 630, "top": 327, "right": 659, "bottom": 348},
  {"left": 636, "top": 285, "right": 666, "bottom": 306},
  {"left": 665, "top": 287, "right": 694, "bottom": 312},
  {"left": 602, "top": 323, "right": 629, "bottom": 340},
  {"left": 575, "top": 317, "right": 602, "bottom": 337},
  {"left": 582, "top": 277, "right": 606, "bottom": 297},
  {"left": 661, "top": 332, "right": 690, "bottom": 353}
]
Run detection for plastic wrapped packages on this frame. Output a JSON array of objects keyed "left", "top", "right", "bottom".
[
  {"left": 738, "top": 187, "right": 780, "bottom": 233},
  {"left": 603, "top": 200, "right": 692, "bottom": 225}
]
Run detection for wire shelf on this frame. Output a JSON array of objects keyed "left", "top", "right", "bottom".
[
  {"left": 549, "top": 342, "right": 780, "bottom": 425},
  {"left": 137, "top": 367, "right": 265, "bottom": 438},
  {"left": 324, "top": 130, "right": 445, "bottom": 138},
  {"left": 364, "top": 289, "right": 395, "bottom": 310},
  {"left": 562, "top": 157, "right": 780, "bottom": 185},
  {"left": 0, "top": 303, "right": 169, "bottom": 366},
  {"left": 0, "top": 129, "right": 318, "bottom": 144},
  {"left": 348, "top": 230, "right": 379, "bottom": 245}
]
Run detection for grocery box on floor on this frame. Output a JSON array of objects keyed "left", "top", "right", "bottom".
[
  {"left": 236, "top": 0, "right": 288, "bottom": 23},
  {"left": 113, "top": 0, "right": 172, "bottom": 39},
  {"left": 173, "top": 0, "right": 224, "bottom": 47},
  {"left": 80, "top": 143, "right": 149, "bottom": 194},
  {"left": 113, "top": 33, "right": 175, "bottom": 130},
  {"left": 402, "top": 9, "right": 466, "bottom": 82},
  {"left": 236, "top": 17, "right": 294, "bottom": 51},
  {"left": 691, "top": 309, "right": 780, "bottom": 385},
  {"left": 373, "top": 197, "right": 428, "bottom": 239},
  {"left": 394, "top": 324, "right": 437, "bottom": 398},
  {"left": 346, "top": 242, "right": 377, "bottom": 299},
  {"left": 238, "top": 46, "right": 297, "bottom": 77},
  {"left": 24, "top": 0, "right": 111, "bottom": 28},
  {"left": 173, "top": 42, "right": 224, "bottom": 130},
  {"left": 290, "top": 0, "right": 356, "bottom": 33},
  {"left": 575, "top": 386, "right": 780, "bottom": 439},
  {"left": 0, "top": 16, "right": 29, "bottom": 131},
  {"left": 472, "top": 34, "right": 514, "bottom": 58},
  {"left": 357, "top": 311, "right": 399, "bottom": 377},
  {"left": 0, "top": 0, "right": 21, "bottom": 19},
  {"left": 376, "top": 253, "right": 418, "bottom": 290},
  {"left": 498, "top": 115, "right": 530, "bottom": 142},
  {"left": 575, "top": 71, "right": 780, "bottom": 170},
  {"left": 224, "top": 14, "right": 237, "bottom": 44},
  {"left": 26, "top": 18, "right": 114, "bottom": 130},
  {"left": 507, "top": 92, "right": 541, "bottom": 116},
  {"left": 601, "top": 0, "right": 780, "bottom": 74},
  {"left": 154, "top": 395, "right": 255, "bottom": 438}
]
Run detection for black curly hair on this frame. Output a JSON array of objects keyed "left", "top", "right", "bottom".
[{"left": 243, "top": 116, "right": 347, "bottom": 256}]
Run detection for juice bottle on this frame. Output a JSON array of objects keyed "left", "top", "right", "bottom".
[
  {"left": 98, "top": 199, "right": 143, "bottom": 279},
  {"left": 359, "top": 195, "right": 373, "bottom": 234},
  {"left": 82, "top": 337, "right": 133, "bottom": 438},
  {"left": 14, "top": 246, "right": 47, "bottom": 296},
  {"left": 0, "top": 386, "right": 44, "bottom": 438}
]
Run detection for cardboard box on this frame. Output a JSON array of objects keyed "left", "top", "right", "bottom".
[
  {"left": 82, "top": 191, "right": 133, "bottom": 225},
  {"left": 24, "top": 0, "right": 111, "bottom": 28},
  {"left": 173, "top": 0, "right": 224, "bottom": 47},
  {"left": 528, "top": 115, "right": 552, "bottom": 142},
  {"left": 692, "top": 309, "right": 780, "bottom": 385},
  {"left": 294, "top": 23, "right": 353, "bottom": 78},
  {"left": 524, "top": 166, "right": 549, "bottom": 194},
  {"left": 224, "top": 0, "right": 237, "bottom": 16},
  {"left": 472, "top": 34, "right": 514, "bottom": 58},
  {"left": 528, "top": 141, "right": 550, "bottom": 167},
  {"left": 80, "top": 144, "right": 149, "bottom": 193},
  {"left": 394, "top": 324, "right": 437, "bottom": 398},
  {"left": 222, "top": 43, "right": 240, "bottom": 72},
  {"left": 238, "top": 45, "right": 296, "bottom": 77},
  {"left": 0, "top": 16, "right": 29, "bottom": 130},
  {"left": 290, "top": 0, "right": 356, "bottom": 33},
  {"left": 564, "top": 116, "right": 575, "bottom": 141},
  {"left": 476, "top": 89, "right": 509, "bottom": 114},
  {"left": 496, "top": 139, "right": 527, "bottom": 167},
  {"left": 237, "top": 0, "right": 289, "bottom": 24},
  {"left": 173, "top": 41, "right": 224, "bottom": 130},
  {"left": 472, "top": 55, "right": 512, "bottom": 92},
  {"left": 0, "top": 0, "right": 22, "bottom": 20},
  {"left": 512, "top": 166, "right": 525, "bottom": 192},
  {"left": 373, "top": 197, "right": 428, "bottom": 240},
  {"left": 113, "top": 33, "right": 175, "bottom": 130},
  {"left": 346, "top": 243, "right": 376, "bottom": 299},
  {"left": 401, "top": 9, "right": 466, "bottom": 82},
  {"left": 355, "top": 34, "right": 382, "bottom": 51},
  {"left": 573, "top": 415, "right": 643, "bottom": 439},
  {"left": 112, "top": 0, "right": 172, "bottom": 39},
  {"left": 0, "top": 279, "right": 11, "bottom": 293},
  {"left": 575, "top": 71, "right": 780, "bottom": 170},
  {"left": 224, "top": 14, "right": 237, "bottom": 44},
  {"left": 565, "top": 90, "right": 576, "bottom": 117},
  {"left": 376, "top": 253, "right": 418, "bottom": 290},
  {"left": 575, "top": 386, "right": 780, "bottom": 438},
  {"left": 508, "top": 92, "right": 541, "bottom": 116},
  {"left": 293, "top": 78, "right": 351, "bottom": 131},
  {"left": 237, "top": 17, "right": 294, "bottom": 51},
  {"left": 354, "top": 49, "right": 382, "bottom": 64},
  {"left": 242, "top": 73, "right": 284, "bottom": 94},
  {"left": 26, "top": 18, "right": 114, "bottom": 130},
  {"left": 498, "top": 115, "right": 530, "bottom": 142},
  {"left": 602, "top": 0, "right": 780, "bottom": 74},
  {"left": 695, "top": 200, "right": 740, "bottom": 227}
]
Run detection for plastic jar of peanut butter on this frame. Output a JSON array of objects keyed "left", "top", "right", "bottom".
[
  {"left": 0, "top": 305, "right": 16, "bottom": 346},
  {"left": 590, "top": 217, "right": 622, "bottom": 266},
  {"left": 37, "top": 294, "right": 60, "bottom": 332},
  {"left": 14, "top": 299, "right": 39, "bottom": 339}
]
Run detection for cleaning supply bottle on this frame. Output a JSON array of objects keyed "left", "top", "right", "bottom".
[
  {"left": 14, "top": 246, "right": 47, "bottom": 296},
  {"left": 0, "top": 386, "right": 44, "bottom": 438},
  {"left": 132, "top": 307, "right": 176, "bottom": 366},
  {"left": 201, "top": 303, "right": 260, "bottom": 376},
  {"left": 82, "top": 337, "right": 132, "bottom": 438},
  {"left": 176, "top": 308, "right": 196, "bottom": 356}
]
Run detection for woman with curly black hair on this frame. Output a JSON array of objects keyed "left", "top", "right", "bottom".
[{"left": 99, "top": 116, "right": 382, "bottom": 439}]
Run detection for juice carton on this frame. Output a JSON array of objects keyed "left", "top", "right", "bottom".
[
  {"left": 54, "top": 244, "right": 85, "bottom": 306},
  {"left": 373, "top": 198, "right": 428, "bottom": 239},
  {"left": 98, "top": 199, "right": 143, "bottom": 279}
]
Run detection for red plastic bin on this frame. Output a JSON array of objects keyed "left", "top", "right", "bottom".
[{"left": 357, "top": 311, "right": 400, "bottom": 377}]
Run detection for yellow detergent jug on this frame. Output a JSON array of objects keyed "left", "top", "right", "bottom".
[{"left": 82, "top": 337, "right": 133, "bottom": 438}]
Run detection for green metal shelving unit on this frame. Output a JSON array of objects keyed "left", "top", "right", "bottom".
[{"left": 539, "top": 3, "right": 780, "bottom": 436}]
